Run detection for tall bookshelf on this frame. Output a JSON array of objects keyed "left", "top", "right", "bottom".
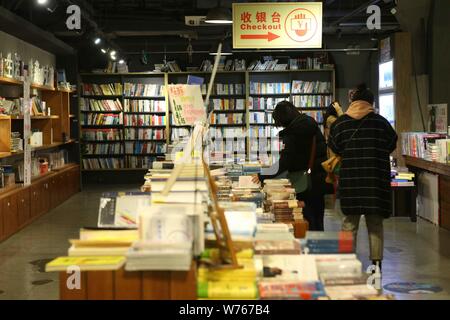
[{"left": 79, "top": 69, "right": 335, "bottom": 171}]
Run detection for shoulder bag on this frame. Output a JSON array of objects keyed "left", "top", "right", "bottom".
[{"left": 288, "top": 135, "right": 317, "bottom": 194}]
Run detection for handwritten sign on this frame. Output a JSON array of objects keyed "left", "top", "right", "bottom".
[
  {"left": 233, "top": 2, "right": 323, "bottom": 49},
  {"left": 168, "top": 84, "right": 206, "bottom": 126}
]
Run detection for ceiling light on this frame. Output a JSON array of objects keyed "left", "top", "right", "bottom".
[
  {"left": 37, "top": 0, "right": 48, "bottom": 5},
  {"left": 101, "top": 48, "right": 107, "bottom": 54},
  {"left": 118, "top": 59, "right": 125, "bottom": 65},
  {"left": 205, "top": 7, "right": 233, "bottom": 24},
  {"left": 94, "top": 37, "right": 102, "bottom": 45}
]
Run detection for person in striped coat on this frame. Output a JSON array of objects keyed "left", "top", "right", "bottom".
[{"left": 328, "top": 84, "right": 397, "bottom": 272}]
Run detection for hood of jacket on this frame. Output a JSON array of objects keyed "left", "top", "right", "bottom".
[{"left": 346, "top": 100, "right": 375, "bottom": 120}]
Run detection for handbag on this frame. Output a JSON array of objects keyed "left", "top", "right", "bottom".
[
  {"left": 288, "top": 136, "right": 316, "bottom": 194},
  {"left": 321, "top": 116, "right": 369, "bottom": 184}
]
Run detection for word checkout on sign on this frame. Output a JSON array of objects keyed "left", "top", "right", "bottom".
[{"left": 233, "top": 2, "right": 323, "bottom": 49}]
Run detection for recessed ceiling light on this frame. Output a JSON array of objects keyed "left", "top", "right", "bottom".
[
  {"left": 101, "top": 48, "right": 107, "bottom": 54},
  {"left": 37, "top": 0, "right": 48, "bottom": 5},
  {"left": 94, "top": 38, "right": 102, "bottom": 45}
]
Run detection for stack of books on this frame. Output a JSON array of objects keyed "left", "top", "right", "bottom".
[
  {"left": 10, "top": 132, "right": 22, "bottom": 152},
  {"left": 305, "top": 232, "right": 354, "bottom": 254},
  {"left": 254, "top": 223, "right": 295, "bottom": 242},
  {"left": 68, "top": 229, "right": 138, "bottom": 257},
  {"left": 258, "top": 255, "right": 327, "bottom": 300},
  {"left": 391, "top": 169, "right": 415, "bottom": 187},
  {"left": 197, "top": 253, "right": 258, "bottom": 300},
  {"left": 126, "top": 241, "right": 193, "bottom": 271},
  {"left": 206, "top": 202, "right": 257, "bottom": 242},
  {"left": 270, "top": 200, "right": 304, "bottom": 224}
]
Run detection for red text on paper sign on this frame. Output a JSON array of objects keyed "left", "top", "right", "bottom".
[
  {"left": 169, "top": 86, "right": 185, "bottom": 97},
  {"left": 240, "top": 11, "right": 282, "bottom": 38}
]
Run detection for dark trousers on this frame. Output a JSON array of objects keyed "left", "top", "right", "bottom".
[{"left": 297, "top": 192, "right": 325, "bottom": 231}]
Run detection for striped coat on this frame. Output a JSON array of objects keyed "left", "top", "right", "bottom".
[{"left": 328, "top": 113, "right": 398, "bottom": 218}]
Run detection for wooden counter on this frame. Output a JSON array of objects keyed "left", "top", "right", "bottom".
[
  {"left": 59, "top": 262, "right": 197, "bottom": 300},
  {"left": 404, "top": 156, "right": 450, "bottom": 230}
]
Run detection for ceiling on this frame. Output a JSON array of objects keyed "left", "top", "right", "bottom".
[{"left": 1, "top": 0, "right": 400, "bottom": 54}]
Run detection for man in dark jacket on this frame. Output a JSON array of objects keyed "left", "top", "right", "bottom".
[
  {"left": 262, "top": 101, "right": 327, "bottom": 231},
  {"left": 328, "top": 84, "right": 398, "bottom": 272}
]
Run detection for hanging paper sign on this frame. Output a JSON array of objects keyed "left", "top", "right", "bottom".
[
  {"left": 232, "top": 2, "right": 323, "bottom": 49},
  {"left": 168, "top": 84, "right": 206, "bottom": 126}
]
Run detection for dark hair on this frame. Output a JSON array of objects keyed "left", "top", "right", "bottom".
[
  {"left": 273, "top": 101, "right": 300, "bottom": 128},
  {"left": 351, "top": 83, "right": 374, "bottom": 105}
]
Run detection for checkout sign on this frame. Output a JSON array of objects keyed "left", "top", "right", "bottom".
[{"left": 232, "top": 2, "right": 323, "bottom": 49}]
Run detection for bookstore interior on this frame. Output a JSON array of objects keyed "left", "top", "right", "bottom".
[{"left": 0, "top": 0, "right": 449, "bottom": 305}]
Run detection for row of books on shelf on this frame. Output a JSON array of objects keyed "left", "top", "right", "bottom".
[
  {"left": 209, "top": 127, "right": 246, "bottom": 139},
  {"left": 124, "top": 100, "right": 166, "bottom": 113},
  {"left": 82, "top": 158, "right": 125, "bottom": 170},
  {"left": 128, "top": 156, "right": 159, "bottom": 169},
  {"left": 123, "top": 83, "right": 165, "bottom": 97},
  {"left": 250, "top": 82, "right": 291, "bottom": 94},
  {"left": 84, "top": 143, "right": 123, "bottom": 155},
  {"left": 171, "top": 128, "right": 191, "bottom": 141},
  {"left": 80, "top": 99, "right": 123, "bottom": 112},
  {"left": 249, "top": 112, "right": 274, "bottom": 124},
  {"left": 125, "top": 142, "right": 166, "bottom": 155},
  {"left": 292, "top": 95, "right": 332, "bottom": 108},
  {"left": 249, "top": 97, "right": 286, "bottom": 111},
  {"left": 81, "top": 113, "right": 121, "bottom": 126},
  {"left": 208, "top": 140, "right": 247, "bottom": 154},
  {"left": 248, "top": 59, "right": 289, "bottom": 71},
  {"left": 124, "top": 114, "right": 166, "bottom": 126},
  {"left": 199, "top": 59, "right": 246, "bottom": 72},
  {"left": 250, "top": 140, "right": 282, "bottom": 153},
  {"left": 303, "top": 111, "right": 324, "bottom": 124},
  {"left": 201, "top": 83, "right": 245, "bottom": 96},
  {"left": 199, "top": 56, "right": 332, "bottom": 72},
  {"left": 401, "top": 132, "right": 450, "bottom": 163},
  {"left": 249, "top": 126, "right": 282, "bottom": 138},
  {"left": 30, "top": 97, "right": 46, "bottom": 116},
  {"left": 292, "top": 81, "right": 332, "bottom": 94},
  {"left": 211, "top": 98, "right": 245, "bottom": 111},
  {"left": 82, "top": 129, "right": 122, "bottom": 141},
  {"left": 82, "top": 83, "right": 123, "bottom": 96},
  {"left": 210, "top": 113, "right": 245, "bottom": 125},
  {"left": 125, "top": 128, "right": 165, "bottom": 140}
]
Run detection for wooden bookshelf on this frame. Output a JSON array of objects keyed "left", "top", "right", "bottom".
[
  {"left": 31, "top": 83, "right": 55, "bottom": 91},
  {"left": 0, "top": 76, "right": 23, "bottom": 86}
]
